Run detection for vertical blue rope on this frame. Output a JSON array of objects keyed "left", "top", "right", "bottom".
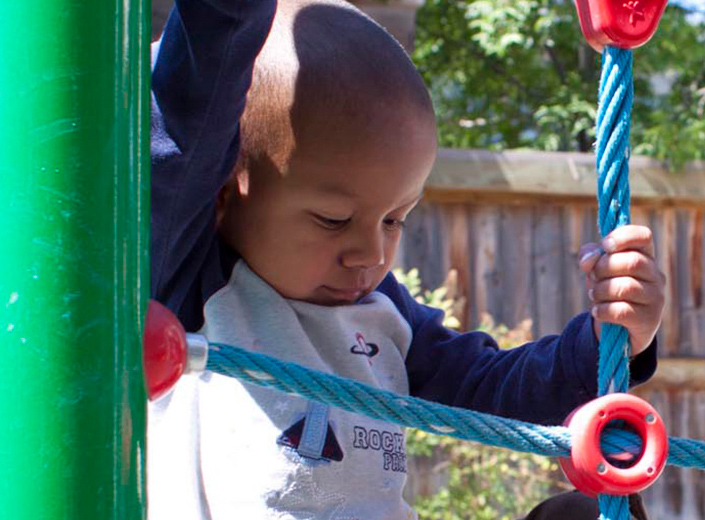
[{"left": 594, "top": 46, "right": 633, "bottom": 520}]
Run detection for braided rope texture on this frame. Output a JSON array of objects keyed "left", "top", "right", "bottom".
[
  {"left": 207, "top": 343, "right": 705, "bottom": 472},
  {"left": 596, "top": 46, "right": 633, "bottom": 399},
  {"left": 595, "top": 46, "right": 633, "bottom": 520},
  {"left": 202, "top": 46, "right": 705, "bottom": 519}
]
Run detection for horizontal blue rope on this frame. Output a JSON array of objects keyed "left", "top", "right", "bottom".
[{"left": 206, "top": 342, "right": 705, "bottom": 471}]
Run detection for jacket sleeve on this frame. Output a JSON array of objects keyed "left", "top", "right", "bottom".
[
  {"left": 151, "top": 0, "right": 275, "bottom": 331},
  {"left": 377, "top": 273, "right": 658, "bottom": 426}
]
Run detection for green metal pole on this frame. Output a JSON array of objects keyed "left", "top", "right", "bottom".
[{"left": 0, "top": 0, "right": 150, "bottom": 517}]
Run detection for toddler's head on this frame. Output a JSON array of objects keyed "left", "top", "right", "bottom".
[{"left": 219, "top": 0, "right": 437, "bottom": 305}]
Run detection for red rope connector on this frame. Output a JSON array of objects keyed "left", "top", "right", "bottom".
[
  {"left": 574, "top": 0, "right": 668, "bottom": 51},
  {"left": 143, "top": 300, "right": 208, "bottom": 400},
  {"left": 559, "top": 393, "right": 668, "bottom": 496},
  {"left": 143, "top": 300, "right": 188, "bottom": 400}
]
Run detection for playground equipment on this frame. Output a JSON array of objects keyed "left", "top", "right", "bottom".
[
  {"left": 574, "top": 0, "right": 669, "bottom": 51},
  {"left": 143, "top": 2, "right": 705, "bottom": 520},
  {"left": 0, "top": 0, "right": 150, "bottom": 517},
  {"left": 3, "top": 0, "right": 704, "bottom": 518}
]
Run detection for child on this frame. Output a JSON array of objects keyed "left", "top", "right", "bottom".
[{"left": 149, "top": 0, "right": 665, "bottom": 518}]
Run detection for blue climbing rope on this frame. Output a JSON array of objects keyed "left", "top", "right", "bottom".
[
  {"left": 207, "top": 342, "right": 705, "bottom": 472},
  {"left": 200, "top": 45, "right": 705, "bottom": 520},
  {"left": 595, "top": 46, "right": 633, "bottom": 399},
  {"left": 595, "top": 46, "right": 633, "bottom": 520}
]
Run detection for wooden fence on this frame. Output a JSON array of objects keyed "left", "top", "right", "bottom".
[{"left": 398, "top": 148, "right": 705, "bottom": 519}]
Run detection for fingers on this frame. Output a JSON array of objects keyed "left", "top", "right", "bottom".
[
  {"left": 589, "top": 276, "right": 661, "bottom": 306},
  {"left": 586, "top": 244, "right": 665, "bottom": 318},
  {"left": 579, "top": 243, "right": 604, "bottom": 274},
  {"left": 590, "top": 300, "right": 661, "bottom": 346},
  {"left": 601, "top": 225, "right": 655, "bottom": 258},
  {"left": 579, "top": 225, "right": 656, "bottom": 274},
  {"left": 579, "top": 225, "right": 662, "bottom": 283},
  {"left": 589, "top": 273, "right": 665, "bottom": 343},
  {"left": 579, "top": 224, "right": 665, "bottom": 355},
  {"left": 591, "top": 250, "right": 665, "bottom": 284}
]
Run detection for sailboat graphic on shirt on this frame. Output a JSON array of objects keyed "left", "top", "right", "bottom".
[
  {"left": 277, "top": 332, "right": 378, "bottom": 462},
  {"left": 277, "top": 401, "right": 344, "bottom": 462}
]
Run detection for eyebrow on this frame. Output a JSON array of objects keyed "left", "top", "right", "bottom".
[
  {"left": 313, "top": 183, "right": 360, "bottom": 199},
  {"left": 316, "top": 184, "right": 424, "bottom": 202},
  {"left": 312, "top": 184, "right": 424, "bottom": 208}
]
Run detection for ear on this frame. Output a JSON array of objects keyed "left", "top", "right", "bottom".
[
  {"left": 235, "top": 165, "right": 250, "bottom": 197},
  {"left": 217, "top": 157, "right": 249, "bottom": 225}
]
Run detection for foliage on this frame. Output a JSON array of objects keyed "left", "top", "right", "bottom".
[
  {"left": 413, "top": 0, "right": 705, "bottom": 170},
  {"left": 392, "top": 267, "right": 465, "bottom": 330},
  {"left": 394, "top": 268, "right": 565, "bottom": 519},
  {"left": 476, "top": 311, "right": 532, "bottom": 351},
  {"left": 406, "top": 430, "right": 562, "bottom": 520}
]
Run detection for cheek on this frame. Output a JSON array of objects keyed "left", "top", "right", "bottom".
[
  {"left": 385, "top": 233, "right": 402, "bottom": 261},
  {"left": 259, "top": 223, "right": 341, "bottom": 271},
  {"left": 298, "top": 237, "right": 344, "bottom": 266},
  {"left": 378, "top": 234, "right": 401, "bottom": 273}
]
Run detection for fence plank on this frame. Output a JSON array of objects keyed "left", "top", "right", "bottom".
[
  {"left": 447, "top": 204, "right": 470, "bottom": 324},
  {"left": 498, "top": 207, "right": 533, "bottom": 328},
  {"left": 564, "top": 206, "right": 587, "bottom": 321},
  {"left": 532, "top": 206, "right": 565, "bottom": 335},
  {"left": 471, "top": 206, "right": 501, "bottom": 323},
  {"left": 659, "top": 209, "right": 680, "bottom": 356}
]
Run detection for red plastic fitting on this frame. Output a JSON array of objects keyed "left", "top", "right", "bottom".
[
  {"left": 143, "top": 300, "right": 188, "bottom": 400},
  {"left": 143, "top": 300, "right": 210, "bottom": 400},
  {"left": 574, "top": 0, "right": 668, "bottom": 52},
  {"left": 559, "top": 393, "right": 668, "bottom": 496}
]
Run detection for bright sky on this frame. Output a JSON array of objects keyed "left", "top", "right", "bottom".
[
  {"left": 672, "top": 0, "right": 705, "bottom": 10},
  {"left": 671, "top": 0, "right": 705, "bottom": 23}
]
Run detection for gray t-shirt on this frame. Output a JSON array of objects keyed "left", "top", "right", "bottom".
[{"left": 149, "top": 260, "right": 417, "bottom": 519}]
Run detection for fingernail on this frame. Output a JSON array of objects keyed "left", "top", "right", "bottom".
[
  {"left": 591, "top": 305, "right": 598, "bottom": 318},
  {"left": 588, "top": 289, "right": 595, "bottom": 302},
  {"left": 602, "top": 238, "right": 616, "bottom": 253},
  {"left": 579, "top": 250, "right": 597, "bottom": 265},
  {"left": 579, "top": 247, "right": 604, "bottom": 265}
]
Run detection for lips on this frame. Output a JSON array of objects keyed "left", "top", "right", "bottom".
[{"left": 322, "top": 286, "right": 368, "bottom": 303}]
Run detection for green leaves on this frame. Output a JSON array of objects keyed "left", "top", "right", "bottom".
[
  {"left": 414, "top": 1, "right": 705, "bottom": 168},
  {"left": 392, "top": 268, "right": 464, "bottom": 330},
  {"left": 407, "top": 426, "right": 561, "bottom": 520},
  {"left": 465, "top": 0, "right": 536, "bottom": 57},
  {"left": 394, "top": 267, "right": 559, "bottom": 519}
]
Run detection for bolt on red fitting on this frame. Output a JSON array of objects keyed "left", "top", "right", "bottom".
[
  {"left": 574, "top": 0, "right": 668, "bottom": 52},
  {"left": 559, "top": 393, "right": 668, "bottom": 496}
]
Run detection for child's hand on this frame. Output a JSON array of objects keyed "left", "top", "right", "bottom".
[{"left": 578, "top": 225, "right": 665, "bottom": 356}]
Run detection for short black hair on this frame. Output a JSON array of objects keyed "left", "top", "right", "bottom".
[{"left": 238, "top": 0, "right": 435, "bottom": 172}]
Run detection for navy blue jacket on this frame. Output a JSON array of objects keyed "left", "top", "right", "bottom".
[{"left": 150, "top": 0, "right": 657, "bottom": 426}]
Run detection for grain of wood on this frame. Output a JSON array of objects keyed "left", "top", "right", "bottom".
[
  {"left": 532, "top": 206, "right": 565, "bottom": 335},
  {"left": 499, "top": 207, "right": 533, "bottom": 328},
  {"left": 660, "top": 209, "right": 680, "bottom": 356},
  {"left": 447, "top": 204, "right": 469, "bottom": 326},
  {"left": 472, "top": 206, "right": 500, "bottom": 322},
  {"left": 689, "top": 209, "right": 703, "bottom": 310}
]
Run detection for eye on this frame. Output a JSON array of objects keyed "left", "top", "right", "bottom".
[
  {"left": 384, "top": 218, "right": 406, "bottom": 231},
  {"left": 314, "top": 214, "right": 351, "bottom": 230}
]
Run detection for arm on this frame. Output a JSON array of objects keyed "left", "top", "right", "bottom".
[
  {"left": 377, "top": 273, "right": 657, "bottom": 426},
  {"left": 151, "top": 0, "right": 275, "bottom": 331}
]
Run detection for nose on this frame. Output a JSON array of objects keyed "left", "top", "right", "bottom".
[{"left": 341, "top": 226, "right": 386, "bottom": 270}]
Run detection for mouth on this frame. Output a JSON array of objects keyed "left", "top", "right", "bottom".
[{"left": 322, "top": 286, "right": 368, "bottom": 303}]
